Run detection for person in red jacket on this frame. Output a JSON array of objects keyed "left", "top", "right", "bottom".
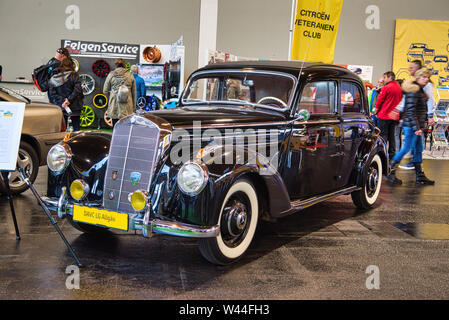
[{"left": 373, "top": 71, "right": 403, "bottom": 160}]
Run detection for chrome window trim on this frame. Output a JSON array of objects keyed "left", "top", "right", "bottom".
[{"left": 181, "top": 69, "right": 299, "bottom": 112}]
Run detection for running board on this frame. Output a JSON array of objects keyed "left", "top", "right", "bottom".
[{"left": 290, "top": 186, "right": 359, "bottom": 211}]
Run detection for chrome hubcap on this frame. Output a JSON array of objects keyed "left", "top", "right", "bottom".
[
  {"left": 367, "top": 166, "right": 378, "bottom": 197},
  {"left": 221, "top": 193, "right": 251, "bottom": 248},
  {"left": 8, "top": 149, "right": 33, "bottom": 188}
]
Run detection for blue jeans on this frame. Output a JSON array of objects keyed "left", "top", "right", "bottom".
[{"left": 393, "top": 126, "right": 423, "bottom": 163}]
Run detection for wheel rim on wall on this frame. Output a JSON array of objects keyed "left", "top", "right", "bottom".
[
  {"left": 72, "top": 58, "right": 80, "bottom": 72},
  {"left": 93, "top": 94, "right": 108, "bottom": 109},
  {"left": 92, "top": 60, "right": 110, "bottom": 78},
  {"left": 104, "top": 112, "right": 113, "bottom": 127},
  {"left": 80, "top": 105, "right": 96, "bottom": 127},
  {"left": 79, "top": 74, "right": 96, "bottom": 96}
]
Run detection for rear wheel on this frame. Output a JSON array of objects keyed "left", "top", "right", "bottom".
[
  {"left": 199, "top": 178, "right": 259, "bottom": 265},
  {"left": 351, "top": 154, "right": 382, "bottom": 209}
]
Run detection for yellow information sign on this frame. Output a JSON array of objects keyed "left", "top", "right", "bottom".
[
  {"left": 290, "top": 0, "right": 343, "bottom": 64},
  {"left": 73, "top": 205, "right": 128, "bottom": 231},
  {"left": 393, "top": 18, "right": 449, "bottom": 101}
]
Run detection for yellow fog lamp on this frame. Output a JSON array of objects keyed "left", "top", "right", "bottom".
[
  {"left": 128, "top": 190, "right": 149, "bottom": 212},
  {"left": 70, "top": 179, "right": 90, "bottom": 201}
]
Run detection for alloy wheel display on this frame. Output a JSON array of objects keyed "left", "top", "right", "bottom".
[
  {"left": 79, "top": 74, "right": 95, "bottom": 95},
  {"left": 92, "top": 59, "right": 110, "bottom": 78},
  {"left": 103, "top": 111, "right": 113, "bottom": 127},
  {"left": 80, "top": 105, "right": 96, "bottom": 127},
  {"left": 93, "top": 94, "right": 108, "bottom": 108},
  {"left": 72, "top": 58, "right": 80, "bottom": 72}
]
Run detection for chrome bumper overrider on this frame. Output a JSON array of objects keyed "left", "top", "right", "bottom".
[{"left": 41, "top": 194, "right": 220, "bottom": 239}]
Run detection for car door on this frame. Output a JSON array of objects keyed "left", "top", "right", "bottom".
[
  {"left": 281, "top": 80, "right": 343, "bottom": 199},
  {"left": 337, "top": 80, "right": 371, "bottom": 188}
]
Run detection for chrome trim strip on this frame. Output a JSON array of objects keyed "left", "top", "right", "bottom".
[
  {"left": 290, "top": 186, "right": 359, "bottom": 210},
  {"left": 117, "top": 124, "right": 134, "bottom": 211},
  {"left": 57, "top": 187, "right": 67, "bottom": 218},
  {"left": 42, "top": 196, "right": 59, "bottom": 210},
  {"left": 151, "top": 219, "right": 220, "bottom": 238}
]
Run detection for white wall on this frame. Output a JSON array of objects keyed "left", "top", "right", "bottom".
[
  {"left": 0, "top": 0, "right": 201, "bottom": 81},
  {"left": 1, "top": 0, "right": 449, "bottom": 85}
]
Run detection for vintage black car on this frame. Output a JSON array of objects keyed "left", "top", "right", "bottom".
[{"left": 43, "top": 61, "right": 388, "bottom": 265}]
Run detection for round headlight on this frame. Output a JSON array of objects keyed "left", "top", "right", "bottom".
[
  {"left": 70, "top": 179, "right": 90, "bottom": 201},
  {"left": 177, "top": 161, "right": 208, "bottom": 196},
  {"left": 128, "top": 190, "right": 148, "bottom": 212},
  {"left": 47, "top": 144, "right": 71, "bottom": 173}
]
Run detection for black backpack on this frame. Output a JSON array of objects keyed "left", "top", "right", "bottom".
[{"left": 32, "top": 64, "right": 51, "bottom": 92}]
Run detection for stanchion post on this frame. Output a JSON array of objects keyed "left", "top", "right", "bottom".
[
  {"left": 1, "top": 170, "right": 21, "bottom": 240},
  {"left": 17, "top": 168, "right": 82, "bottom": 268}
]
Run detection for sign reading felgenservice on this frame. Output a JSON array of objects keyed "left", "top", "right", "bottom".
[
  {"left": 0, "top": 102, "right": 25, "bottom": 171},
  {"left": 61, "top": 39, "right": 140, "bottom": 59}
]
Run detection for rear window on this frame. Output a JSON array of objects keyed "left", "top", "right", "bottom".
[
  {"left": 298, "top": 81, "right": 335, "bottom": 114},
  {"left": 341, "top": 81, "right": 362, "bottom": 113}
]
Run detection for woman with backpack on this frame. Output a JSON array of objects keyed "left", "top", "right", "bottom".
[
  {"left": 48, "top": 58, "right": 84, "bottom": 131},
  {"left": 103, "top": 58, "right": 136, "bottom": 127}
]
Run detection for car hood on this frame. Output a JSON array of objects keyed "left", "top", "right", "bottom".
[{"left": 146, "top": 105, "right": 287, "bottom": 128}]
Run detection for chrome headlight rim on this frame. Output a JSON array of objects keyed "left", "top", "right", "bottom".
[
  {"left": 128, "top": 189, "right": 149, "bottom": 212},
  {"left": 177, "top": 161, "right": 209, "bottom": 196},
  {"left": 70, "top": 179, "right": 90, "bottom": 201},
  {"left": 47, "top": 143, "right": 72, "bottom": 174}
]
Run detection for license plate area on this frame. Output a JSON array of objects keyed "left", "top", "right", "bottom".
[{"left": 73, "top": 205, "right": 128, "bottom": 231}]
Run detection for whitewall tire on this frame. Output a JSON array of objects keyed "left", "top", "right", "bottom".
[
  {"left": 199, "top": 178, "right": 259, "bottom": 265},
  {"left": 351, "top": 154, "right": 382, "bottom": 209}
]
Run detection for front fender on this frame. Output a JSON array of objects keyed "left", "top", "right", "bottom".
[
  {"left": 47, "top": 131, "right": 111, "bottom": 200},
  {"left": 153, "top": 146, "right": 291, "bottom": 226}
]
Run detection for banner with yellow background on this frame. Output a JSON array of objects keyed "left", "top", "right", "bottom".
[
  {"left": 290, "top": 0, "right": 343, "bottom": 64},
  {"left": 393, "top": 19, "right": 449, "bottom": 101}
]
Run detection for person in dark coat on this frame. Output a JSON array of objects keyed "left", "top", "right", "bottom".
[
  {"left": 48, "top": 58, "right": 84, "bottom": 131},
  {"left": 47, "top": 47, "right": 73, "bottom": 104},
  {"left": 387, "top": 68, "right": 434, "bottom": 185}
]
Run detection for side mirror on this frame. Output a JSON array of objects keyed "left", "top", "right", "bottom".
[{"left": 296, "top": 109, "right": 310, "bottom": 121}]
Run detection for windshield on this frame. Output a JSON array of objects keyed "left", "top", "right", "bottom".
[{"left": 181, "top": 71, "right": 296, "bottom": 110}]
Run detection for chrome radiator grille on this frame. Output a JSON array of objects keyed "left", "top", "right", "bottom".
[{"left": 103, "top": 117, "right": 160, "bottom": 213}]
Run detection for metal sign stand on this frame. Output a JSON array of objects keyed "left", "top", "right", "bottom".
[
  {"left": 7, "top": 168, "right": 82, "bottom": 267},
  {"left": 1, "top": 171, "right": 21, "bottom": 240},
  {"left": 430, "top": 108, "right": 449, "bottom": 157}
]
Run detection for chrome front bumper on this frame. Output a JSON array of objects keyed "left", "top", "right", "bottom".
[{"left": 41, "top": 192, "right": 219, "bottom": 239}]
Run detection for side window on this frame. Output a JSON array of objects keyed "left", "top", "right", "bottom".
[
  {"left": 341, "top": 81, "right": 362, "bottom": 113},
  {"left": 298, "top": 81, "right": 335, "bottom": 114}
]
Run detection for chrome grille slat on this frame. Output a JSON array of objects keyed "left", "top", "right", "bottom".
[{"left": 103, "top": 117, "right": 161, "bottom": 213}]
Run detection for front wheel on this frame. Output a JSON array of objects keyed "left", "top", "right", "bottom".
[
  {"left": 0, "top": 141, "right": 39, "bottom": 195},
  {"left": 351, "top": 154, "right": 382, "bottom": 209},
  {"left": 199, "top": 178, "right": 259, "bottom": 265}
]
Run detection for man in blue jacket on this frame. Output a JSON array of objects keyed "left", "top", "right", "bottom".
[{"left": 131, "top": 65, "right": 146, "bottom": 108}]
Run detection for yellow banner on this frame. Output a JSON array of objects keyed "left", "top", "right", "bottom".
[
  {"left": 393, "top": 18, "right": 449, "bottom": 101},
  {"left": 290, "top": 0, "right": 343, "bottom": 64}
]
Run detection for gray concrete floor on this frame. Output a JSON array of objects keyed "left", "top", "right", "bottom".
[{"left": 1, "top": 160, "right": 449, "bottom": 300}]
